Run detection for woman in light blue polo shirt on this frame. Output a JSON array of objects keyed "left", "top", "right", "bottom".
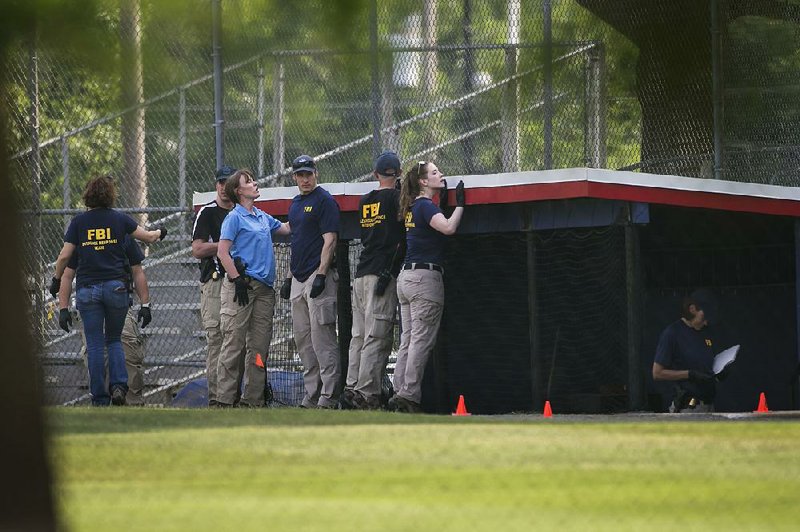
[{"left": 216, "top": 169, "right": 290, "bottom": 407}]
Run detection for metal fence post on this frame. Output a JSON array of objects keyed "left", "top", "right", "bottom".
[
  {"left": 711, "top": 0, "right": 724, "bottom": 180},
  {"left": 462, "top": 0, "right": 477, "bottom": 174},
  {"left": 543, "top": 0, "right": 553, "bottom": 170},
  {"left": 380, "top": 58, "right": 397, "bottom": 153},
  {"left": 212, "top": 0, "right": 225, "bottom": 169},
  {"left": 501, "top": 0, "right": 520, "bottom": 172},
  {"left": 501, "top": 46, "right": 519, "bottom": 172},
  {"left": 61, "top": 135, "right": 70, "bottom": 231},
  {"left": 585, "top": 44, "right": 607, "bottom": 169},
  {"left": 257, "top": 60, "right": 265, "bottom": 178},
  {"left": 272, "top": 61, "right": 285, "bottom": 179},
  {"left": 369, "top": 0, "right": 381, "bottom": 157},
  {"left": 178, "top": 88, "right": 187, "bottom": 218}
]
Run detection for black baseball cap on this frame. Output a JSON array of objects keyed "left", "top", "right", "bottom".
[
  {"left": 292, "top": 155, "right": 316, "bottom": 174},
  {"left": 375, "top": 151, "right": 401, "bottom": 177},
  {"left": 215, "top": 165, "right": 238, "bottom": 182}
]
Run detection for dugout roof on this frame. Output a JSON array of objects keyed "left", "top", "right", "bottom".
[{"left": 193, "top": 168, "right": 800, "bottom": 219}]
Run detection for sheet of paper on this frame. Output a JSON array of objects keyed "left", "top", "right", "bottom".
[{"left": 713, "top": 344, "right": 740, "bottom": 374}]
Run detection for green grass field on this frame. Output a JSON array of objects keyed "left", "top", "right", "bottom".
[{"left": 48, "top": 408, "right": 800, "bottom": 531}]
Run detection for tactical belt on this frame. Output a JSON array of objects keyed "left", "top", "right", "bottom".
[{"left": 402, "top": 262, "right": 443, "bottom": 274}]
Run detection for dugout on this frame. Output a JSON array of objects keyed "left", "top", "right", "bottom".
[{"left": 194, "top": 168, "right": 800, "bottom": 414}]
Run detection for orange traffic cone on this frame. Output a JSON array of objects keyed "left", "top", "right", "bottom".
[
  {"left": 543, "top": 400, "right": 553, "bottom": 418},
  {"left": 754, "top": 392, "right": 769, "bottom": 413},
  {"left": 255, "top": 353, "right": 265, "bottom": 368},
  {"left": 452, "top": 395, "right": 471, "bottom": 416}
]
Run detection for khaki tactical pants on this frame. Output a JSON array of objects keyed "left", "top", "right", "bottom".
[
  {"left": 200, "top": 278, "right": 224, "bottom": 403},
  {"left": 218, "top": 278, "right": 276, "bottom": 407},
  {"left": 394, "top": 269, "right": 444, "bottom": 404},
  {"left": 290, "top": 271, "right": 340, "bottom": 408},
  {"left": 347, "top": 274, "right": 397, "bottom": 402}
]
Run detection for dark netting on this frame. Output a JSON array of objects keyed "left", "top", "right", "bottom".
[
  {"left": 640, "top": 206, "right": 798, "bottom": 412},
  {"left": 532, "top": 224, "right": 628, "bottom": 414},
  {"left": 434, "top": 233, "right": 532, "bottom": 414},
  {"left": 429, "top": 227, "right": 628, "bottom": 415}
]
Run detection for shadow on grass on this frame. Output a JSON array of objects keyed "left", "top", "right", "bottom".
[{"left": 45, "top": 407, "right": 503, "bottom": 435}]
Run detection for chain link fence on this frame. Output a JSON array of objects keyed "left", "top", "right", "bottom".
[{"left": 5, "top": 0, "right": 800, "bottom": 407}]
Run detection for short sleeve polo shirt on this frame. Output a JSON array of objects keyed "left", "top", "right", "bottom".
[
  {"left": 220, "top": 204, "right": 283, "bottom": 287},
  {"left": 287, "top": 186, "right": 340, "bottom": 282}
]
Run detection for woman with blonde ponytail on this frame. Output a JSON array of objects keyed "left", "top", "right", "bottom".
[{"left": 389, "top": 161, "right": 465, "bottom": 413}]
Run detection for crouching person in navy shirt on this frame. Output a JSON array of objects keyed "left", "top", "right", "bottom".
[
  {"left": 279, "top": 155, "right": 341, "bottom": 409},
  {"left": 216, "top": 169, "right": 290, "bottom": 408},
  {"left": 652, "top": 289, "right": 719, "bottom": 413},
  {"left": 389, "top": 161, "right": 465, "bottom": 413},
  {"left": 51, "top": 175, "right": 165, "bottom": 406}
]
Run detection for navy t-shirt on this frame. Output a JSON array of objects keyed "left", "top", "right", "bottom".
[
  {"left": 67, "top": 235, "right": 144, "bottom": 270},
  {"left": 404, "top": 197, "right": 446, "bottom": 265},
  {"left": 288, "top": 186, "right": 340, "bottom": 282},
  {"left": 64, "top": 208, "right": 138, "bottom": 287},
  {"left": 654, "top": 319, "right": 716, "bottom": 402},
  {"left": 355, "top": 188, "right": 404, "bottom": 278}
]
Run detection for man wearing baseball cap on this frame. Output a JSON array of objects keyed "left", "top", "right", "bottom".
[
  {"left": 342, "top": 151, "right": 405, "bottom": 410},
  {"left": 191, "top": 165, "right": 243, "bottom": 407},
  {"left": 279, "top": 155, "right": 342, "bottom": 408},
  {"left": 652, "top": 288, "right": 719, "bottom": 413}
]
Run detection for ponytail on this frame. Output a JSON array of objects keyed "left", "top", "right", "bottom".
[{"left": 399, "top": 161, "right": 428, "bottom": 222}]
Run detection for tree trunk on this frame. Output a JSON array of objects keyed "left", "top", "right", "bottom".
[{"left": 120, "top": 0, "right": 147, "bottom": 222}]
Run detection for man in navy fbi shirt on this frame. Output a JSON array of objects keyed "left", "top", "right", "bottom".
[
  {"left": 280, "top": 155, "right": 341, "bottom": 409},
  {"left": 652, "top": 289, "right": 719, "bottom": 413}
]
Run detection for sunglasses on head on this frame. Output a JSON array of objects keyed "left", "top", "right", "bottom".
[
  {"left": 417, "top": 161, "right": 426, "bottom": 175},
  {"left": 292, "top": 160, "right": 315, "bottom": 171}
]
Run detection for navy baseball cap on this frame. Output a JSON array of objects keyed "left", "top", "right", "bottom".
[
  {"left": 375, "top": 151, "right": 401, "bottom": 177},
  {"left": 691, "top": 288, "right": 719, "bottom": 325},
  {"left": 215, "top": 165, "right": 238, "bottom": 182},
  {"left": 292, "top": 155, "right": 316, "bottom": 174}
]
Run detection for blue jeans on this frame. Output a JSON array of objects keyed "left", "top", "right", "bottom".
[{"left": 77, "top": 280, "right": 130, "bottom": 406}]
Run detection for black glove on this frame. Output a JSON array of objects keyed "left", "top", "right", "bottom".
[
  {"left": 232, "top": 276, "right": 251, "bottom": 307},
  {"left": 48, "top": 277, "right": 61, "bottom": 299},
  {"left": 455, "top": 180, "right": 465, "bottom": 207},
  {"left": 233, "top": 256, "right": 248, "bottom": 277},
  {"left": 280, "top": 277, "right": 292, "bottom": 300},
  {"left": 688, "top": 369, "right": 714, "bottom": 383},
  {"left": 58, "top": 308, "right": 72, "bottom": 332},
  {"left": 309, "top": 274, "right": 326, "bottom": 299},
  {"left": 375, "top": 270, "right": 392, "bottom": 296},
  {"left": 157, "top": 226, "right": 168, "bottom": 241},
  {"left": 438, "top": 179, "right": 449, "bottom": 209},
  {"left": 137, "top": 306, "right": 152, "bottom": 328}
]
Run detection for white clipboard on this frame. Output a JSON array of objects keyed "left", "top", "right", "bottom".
[{"left": 713, "top": 345, "right": 740, "bottom": 375}]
